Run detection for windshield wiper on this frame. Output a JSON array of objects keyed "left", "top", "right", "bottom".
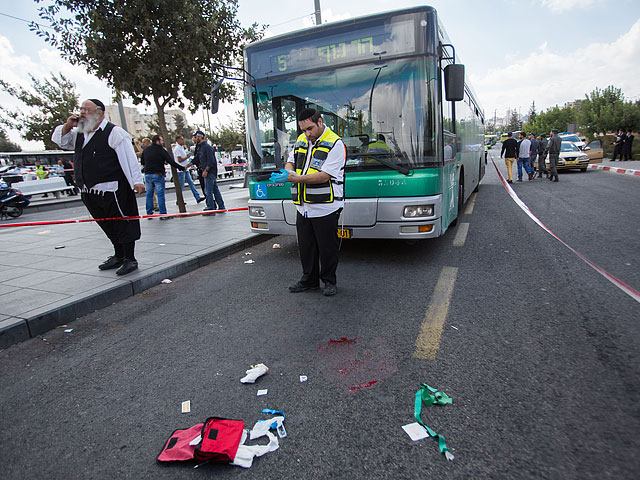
[{"left": 356, "top": 156, "right": 411, "bottom": 175}]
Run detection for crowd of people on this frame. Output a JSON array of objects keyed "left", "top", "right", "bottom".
[{"left": 500, "top": 129, "right": 561, "bottom": 183}]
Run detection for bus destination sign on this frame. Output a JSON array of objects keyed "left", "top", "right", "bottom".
[{"left": 249, "top": 19, "right": 415, "bottom": 77}]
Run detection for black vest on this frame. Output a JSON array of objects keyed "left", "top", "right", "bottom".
[{"left": 74, "top": 122, "right": 124, "bottom": 189}]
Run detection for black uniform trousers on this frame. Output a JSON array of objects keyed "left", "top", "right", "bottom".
[
  {"left": 81, "top": 180, "right": 141, "bottom": 259},
  {"left": 296, "top": 208, "right": 341, "bottom": 287}
]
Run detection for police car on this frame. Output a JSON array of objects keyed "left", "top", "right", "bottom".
[{"left": 559, "top": 132, "right": 586, "bottom": 150}]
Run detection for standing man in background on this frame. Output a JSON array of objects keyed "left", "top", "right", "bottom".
[
  {"left": 517, "top": 132, "right": 532, "bottom": 182},
  {"left": 500, "top": 131, "right": 518, "bottom": 184},
  {"left": 270, "top": 108, "right": 346, "bottom": 297},
  {"left": 528, "top": 133, "right": 539, "bottom": 178},
  {"left": 537, "top": 135, "right": 549, "bottom": 178},
  {"left": 622, "top": 129, "right": 634, "bottom": 161},
  {"left": 193, "top": 130, "right": 225, "bottom": 214},
  {"left": 52, "top": 98, "right": 145, "bottom": 275},
  {"left": 140, "top": 135, "right": 184, "bottom": 219},
  {"left": 547, "top": 129, "right": 561, "bottom": 182},
  {"left": 173, "top": 135, "right": 205, "bottom": 205}
]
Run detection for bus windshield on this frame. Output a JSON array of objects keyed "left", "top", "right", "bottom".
[{"left": 246, "top": 57, "right": 438, "bottom": 173}]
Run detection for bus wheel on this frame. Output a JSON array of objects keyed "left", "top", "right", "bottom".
[{"left": 451, "top": 176, "right": 464, "bottom": 227}]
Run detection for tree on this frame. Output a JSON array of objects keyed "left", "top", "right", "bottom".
[
  {"left": 0, "top": 129, "right": 21, "bottom": 152},
  {"left": 578, "top": 86, "right": 640, "bottom": 139},
  {"left": 528, "top": 101, "right": 537, "bottom": 125},
  {"left": 507, "top": 109, "right": 520, "bottom": 132},
  {"left": 0, "top": 73, "right": 79, "bottom": 149},
  {"left": 33, "top": 0, "right": 264, "bottom": 211}
]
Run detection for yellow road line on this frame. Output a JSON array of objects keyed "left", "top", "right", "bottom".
[
  {"left": 464, "top": 192, "right": 477, "bottom": 214},
  {"left": 413, "top": 266, "right": 458, "bottom": 360},
  {"left": 452, "top": 222, "right": 470, "bottom": 247}
]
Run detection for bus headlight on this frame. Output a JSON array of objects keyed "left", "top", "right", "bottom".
[
  {"left": 249, "top": 206, "right": 266, "bottom": 218},
  {"left": 403, "top": 205, "right": 434, "bottom": 217}
]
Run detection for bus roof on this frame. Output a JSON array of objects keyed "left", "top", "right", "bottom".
[{"left": 245, "top": 5, "right": 436, "bottom": 50}]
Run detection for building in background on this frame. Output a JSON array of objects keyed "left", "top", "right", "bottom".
[{"left": 105, "top": 106, "right": 187, "bottom": 139}]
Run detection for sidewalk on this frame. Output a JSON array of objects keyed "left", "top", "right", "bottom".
[{"left": 0, "top": 181, "right": 272, "bottom": 349}]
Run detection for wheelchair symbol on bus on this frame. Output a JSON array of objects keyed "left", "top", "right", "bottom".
[{"left": 255, "top": 183, "right": 267, "bottom": 199}]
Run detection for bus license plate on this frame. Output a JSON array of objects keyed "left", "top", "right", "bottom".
[{"left": 337, "top": 228, "right": 352, "bottom": 239}]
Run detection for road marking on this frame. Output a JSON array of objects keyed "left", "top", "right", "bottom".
[
  {"left": 452, "top": 223, "right": 470, "bottom": 247},
  {"left": 464, "top": 192, "right": 477, "bottom": 214},
  {"left": 413, "top": 266, "right": 458, "bottom": 360}
]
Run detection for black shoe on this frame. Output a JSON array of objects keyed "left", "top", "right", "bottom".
[
  {"left": 203, "top": 208, "right": 216, "bottom": 216},
  {"left": 553, "top": 175, "right": 559, "bottom": 182},
  {"left": 528, "top": 172, "right": 533, "bottom": 181},
  {"left": 159, "top": 216, "right": 172, "bottom": 220},
  {"left": 289, "top": 281, "right": 319, "bottom": 293},
  {"left": 154, "top": 207, "right": 160, "bottom": 212},
  {"left": 322, "top": 283, "right": 337, "bottom": 296},
  {"left": 116, "top": 259, "right": 138, "bottom": 275},
  {"left": 197, "top": 197, "right": 205, "bottom": 204},
  {"left": 507, "top": 180, "right": 512, "bottom": 184},
  {"left": 98, "top": 256, "right": 124, "bottom": 270}
]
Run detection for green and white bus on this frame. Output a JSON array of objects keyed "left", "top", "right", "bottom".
[{"left": 243, "top": 6, "right": 484, "bottom": 239}]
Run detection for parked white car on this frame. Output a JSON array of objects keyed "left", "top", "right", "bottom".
[{"left": 559, "top": 132, "right": 586, "bottom": 150}]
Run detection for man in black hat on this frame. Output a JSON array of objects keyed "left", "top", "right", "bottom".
[{"left": 52, "top": 99, "right": 145, "bottom": 275}]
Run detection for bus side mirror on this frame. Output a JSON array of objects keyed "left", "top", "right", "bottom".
[
  {"left": 444, "top": 64, "right": 465, "bottom": 102},
  {"left": 211, "top": 78, "right": 224, "bottom": 114}
]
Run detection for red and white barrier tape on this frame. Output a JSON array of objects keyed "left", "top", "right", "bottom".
[
  {"left": 0, "top": 207, "right": 248, "bottom": 228},
  {"left": 491, "top": 157, "right": 640, "bottom": 304},
  {"left": 588, "top": 164, "right": 640, "bottom": 176}
]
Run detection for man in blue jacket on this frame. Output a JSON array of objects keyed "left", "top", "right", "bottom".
[{"left": 193, "top": 130, "right": 225, "bottom": 213}]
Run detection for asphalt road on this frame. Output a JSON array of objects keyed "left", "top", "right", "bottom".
[{"left": 1, "top": 148, "right": 638, "bottom": 479}]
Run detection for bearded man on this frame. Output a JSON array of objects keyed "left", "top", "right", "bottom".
[{"left": 52, "top": 99, "right": 145, "bottom": 275}]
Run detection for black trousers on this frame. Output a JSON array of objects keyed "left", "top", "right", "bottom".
[
  {"left": 81, "top": 182, "right": 141, "bottom": 258},
  {"left": 296, "top": 209, "right": 341, "bottom": 286}
]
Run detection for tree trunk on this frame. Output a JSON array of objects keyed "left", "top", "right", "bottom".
[{"left": 154, "top": 95, "right": 186, "bottom": 213}]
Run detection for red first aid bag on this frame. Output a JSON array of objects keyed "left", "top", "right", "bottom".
[
  {"left": 157, "top": 423, "right": 204, "bottom": 462},
  {"left": 194, "top": 417, "right": 245, "bottom": 463}
]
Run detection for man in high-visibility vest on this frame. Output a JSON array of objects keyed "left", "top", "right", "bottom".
[
  {"left": 270, "top": 109, "right": 347, "bottom": 296},
  {"left": 34, "top": 161, "right": 50, "bottom": 197}
]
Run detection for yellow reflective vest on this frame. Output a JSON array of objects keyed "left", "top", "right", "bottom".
[
  {"left": 291, "top": 127, "right": 343, "bottom": 205},
  {"left": 36, "top": 165, "right": 48, "bottom": 180}
]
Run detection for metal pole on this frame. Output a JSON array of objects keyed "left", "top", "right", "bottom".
[{"left": 314, "top": 0, "right": 322, "bottom": 25}]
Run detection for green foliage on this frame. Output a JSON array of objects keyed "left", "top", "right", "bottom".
[
  {"left": 0, "top": 129, "right": 21, "bottom": 152},
  {"left": 33, "top": 0, "right": 265, "bottom": 113},
  {"left": 0, "top": 73, "right": 79, "bottom": 149},
  {"left": 523, "top": 104, "right": 577, "bottom": 137},
  {"left": 522, "top": 86, "right": 640, "bottom": 140}
]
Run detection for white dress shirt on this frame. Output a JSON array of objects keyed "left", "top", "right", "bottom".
[{"left": 52, "top": 118, "right": 143, "bottom": 192}]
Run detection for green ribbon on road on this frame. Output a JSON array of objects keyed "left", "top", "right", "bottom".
[{"left": 414, "top": 383, "right": 454, "bottom": 461}]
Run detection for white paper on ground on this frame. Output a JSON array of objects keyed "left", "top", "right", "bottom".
[
  {"left": 181, "top": 400, "right": 191, "bottom": 413},
  {"left": 257, "top": 389, "right": 268, "bottom": 396},
  {"left": 249, "top": 416, "right": 284, "bottom": 440},
  {"left": 231, "top": 431, "right": 279, "bottom": 468},
  {"left": 241, "top": 364, "right": 269, "bottom": 383},
  {"left": 299, "top": 375, "right": 308, "bottom": 382},
  {"left": 161, "top": 279, "right": 172, "bottom": 284},
  {"left": 402, "top": 422, "right": 430, "bottom": 441},
  {"left": 64, "top": 328, "right": 73, "bottom": 333},
  {"left": 244, "top": 259, "right": 255, "bottom": 264}
]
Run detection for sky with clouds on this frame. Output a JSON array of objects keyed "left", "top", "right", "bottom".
[{"left": 1, "top": 0, "right": 639, "bottom": 149}]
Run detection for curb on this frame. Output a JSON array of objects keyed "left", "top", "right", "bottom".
[
  {"left": 588, "top": 164, "right": 640, "bottom": 176},
  {"left": 0, "top": 232, "right": 276, "bottom": 350}
]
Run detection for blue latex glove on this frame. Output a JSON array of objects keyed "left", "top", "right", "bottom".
[{"left": 269, "top": 169, "right": 290, "bottom": 182}]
